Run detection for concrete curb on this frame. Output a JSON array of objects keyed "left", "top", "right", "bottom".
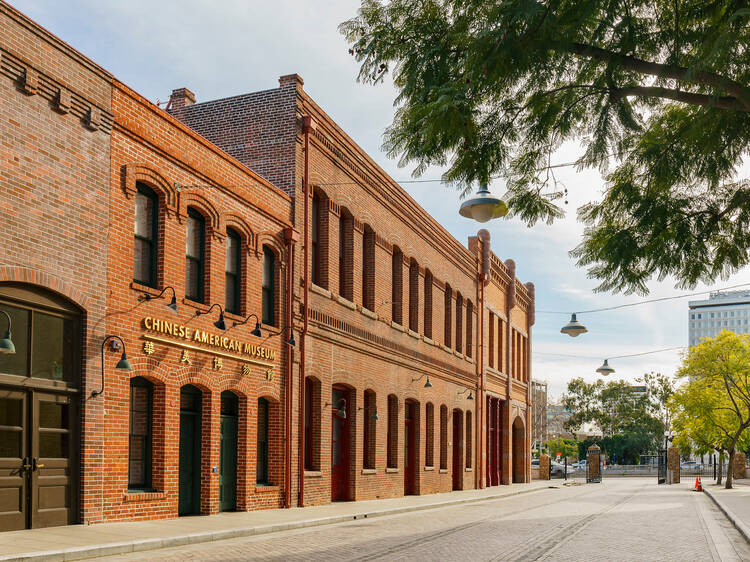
[
  {"left": 703, "top": 486, "right": 750, "bottom": 546},
  {"left": 0, "top": 484, "right": 551, "bottom": 562}
]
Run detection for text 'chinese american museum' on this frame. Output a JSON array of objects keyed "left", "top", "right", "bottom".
[{"left": 0, "top": 0, "right": 534, "bottom": 531}]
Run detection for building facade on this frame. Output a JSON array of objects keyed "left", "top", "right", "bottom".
[
  {"left": 531, "top": 380, "right": 548, "bottom": 452},
  {"left": 688, "top": 290, "right": 750, "bottom": 347},
  {"left": 0, "top": 0, "right": 534, "bottom": 532}
]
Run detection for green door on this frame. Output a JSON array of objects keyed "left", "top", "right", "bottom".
[
  {"left": 219, "top": 391, "right": 238, "bottom": 511},
  {"left": 178, "top": 385, "right": 201, "bottom": 516}
]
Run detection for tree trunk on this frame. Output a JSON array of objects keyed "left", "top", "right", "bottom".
[
  {"left": 726, "top": 449, "right": 735, "bottom": 489},
  {"left": 717, "top": 453, "right": 724, "bottom": 486}
]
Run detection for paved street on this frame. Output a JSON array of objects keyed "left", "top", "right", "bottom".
[{"left": 102, "top": 478, "right": 750, "bottom": 561}]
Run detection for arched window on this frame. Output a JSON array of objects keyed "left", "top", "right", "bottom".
[
  {"left": 257, "top": 397, "right": 270, "bottom": 484},
  {"left": 444, "top": 284, "right": 452, "bottom": 348},
  {"left": 134, "top": 184, "right": 158, "bottom": 287},
  {"left": 440, "top": 405, "right": 448, "bottom": 470},
  {"left": 363, "top": 390, "right": 376, "bottom": 470},
  {"left": 262, "top": 245, "right": 276, "bottom": 326},
  {"left": 425, "top": 402, "right": 434, "bottom": 467},
  {"left": 392, "top": 246, "right": 403, "bottom": 325},
  {"left": 304, "top": 377, "right": 321, "bottom": 471},
  {"left": 339, "top": 208, "right": 353, "bottom": 301},
  {"left": 225, "top": 228, "right": 242, "bottom": 314},
  {"left": 362, "top": 225, "right": 375, "bottom": 312},
  {"left": 129, "top": 377, "right": 153, "bottom": 490},
  {"left": 466, "top": 300, "right": 473, "bottom": 358},
  {"left": 465, "top": 411, "right": 473, "bottom": 469},
  {"left": 455, "top": 292, "right": 463, "bottom": 353},
  {"left": 423, "top": 270, "right": 433, "bottom": 339},
  {"left": 185, "top": 207, "right": 206, "bottom": 303},
  {"left": 387, "top": 395, "right": 398, "bottom": 468},
  {"left": 409, "top": 259, "right": 419, "bottom": 333}
]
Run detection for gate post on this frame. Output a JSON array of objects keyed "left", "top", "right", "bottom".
[
  {"left": 539, "top": 454, "right": 550, "bottom": 480},
  {"left": 587, "top": 444, "right": 601, "bottom": 483},
  {"left": 733, "top": 452, "right": 746, "bottom": 480},
  {"left": 667, "top": 447, "right": 680, "bottom": 484}
]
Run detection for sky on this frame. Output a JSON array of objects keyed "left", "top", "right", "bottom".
[{"left": 13, "top": 0, "right": 750, "bottom": 399}]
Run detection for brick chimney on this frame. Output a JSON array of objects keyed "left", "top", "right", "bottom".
[
  {"left": 169, "top": 87, "right": 196, "bottom": 110},
  {"left": 279, "top": 74, "right": 304, "bottom": 89}
]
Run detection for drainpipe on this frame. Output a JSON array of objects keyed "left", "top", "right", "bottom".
[
  {"left": 299, "top": 115, "right": 315, "bottom": 507},
  {"left": 477, "top": 230, "right": 490, "bottom": 489},
  {"left": 284, "top": 227, "right": 298, "bottom": 508}
]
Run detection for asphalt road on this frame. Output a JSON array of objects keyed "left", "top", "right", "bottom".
[{"left": 102, "top": 478, "right": 750, "bottom": 561}]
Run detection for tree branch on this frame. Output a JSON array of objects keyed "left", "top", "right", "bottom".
[
  {"left": 611, "top": 86, "right": 747, "bottom": 111},
  {"left": 569, "top": 42, "right": 750, "bottom": 109}
]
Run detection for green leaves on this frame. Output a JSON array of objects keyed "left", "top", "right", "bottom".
[{"left": 342, "top": 0, "right": 750, "bottom": 294}]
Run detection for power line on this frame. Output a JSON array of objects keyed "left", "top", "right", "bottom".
[
  {"left": 535, "top": 346, "right": 684, "bottom": 361},
  {"left": 537, "top": 282, "right": 750, "bottom": 315}
]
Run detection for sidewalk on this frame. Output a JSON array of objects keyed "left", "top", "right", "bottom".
[
  {"left": 703, "top": 478, "right": 750, "bottom": 544},
  {"left": 0, "top": 481, "right": 552, "bottom": 562}
]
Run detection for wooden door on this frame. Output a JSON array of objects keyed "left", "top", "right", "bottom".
[
  {"left": 330, "top": 388, "right": 349, "bottom": 501},
  {"left": 219, "top": 416, "right": 237, "bottom": 511},
  {"left": 179, "top": 386, "right": 202, "bottom": 516},
  {"left": 404, "top": 401, "right": 416, "bottom": 495},
  {"left": 452, "top": 410, "right": 463, "bottom": 490},
  {"left": 0, "top": 389, "right": 28, "bottom": 531},
  {"left": 31, "top": 392, "right": 75, "bottom": 529}
]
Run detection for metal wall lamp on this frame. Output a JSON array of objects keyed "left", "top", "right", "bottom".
[
  {"left": 195, "top": 303, "right": 227, "bottom": 331},
  {"left": 92, "top": 335, "right": 132, "bottom": 398},
  {"left": 0, "top": 310, "right": 16, "bottom": 354},
  {"left": 457, "top": 388, "right": 474, "bottom": 400},
  {"left": 282, "top": 325, "right": 296, "bottom": 347},
  {"left": 325, "top": 398, "right": 347, "bottom": 419},
  {"left": 411, "top": 374, "right": 433, "bottom": 388},
  {"left": 232, "top": 312, "right": 262, "bottom": 337},
  {"left": 138, "top": 286, "right": 179, "bottom": 314}
]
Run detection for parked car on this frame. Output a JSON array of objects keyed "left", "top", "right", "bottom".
[
  {"left": 680, "top": 461, "right": 704, "bottom": 472},
  {"left": 550, "top": 461, "right": 573, "bottom": 477}
]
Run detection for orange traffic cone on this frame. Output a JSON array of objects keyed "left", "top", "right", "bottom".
[{"left": 693, "top": 476, "right": 702, "bottom": 492}]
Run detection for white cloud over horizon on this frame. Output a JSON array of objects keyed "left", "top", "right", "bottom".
[{"left": 13, "top": 0, "right": 750, "bottom": 400}]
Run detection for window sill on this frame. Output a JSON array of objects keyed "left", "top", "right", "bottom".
[
  {"left": 261, "top": 323, "right": 281, "bottom": 335},
  {"left": 391, "top": 321, "right": 406, "bottom": 333},
  {"left": 465, "top": 355, "right": 474, "bottom": 364},
  {"left": 385, "top": 467, "right": 399, "bottom": 474},
  {"left": 361, "top": 308, "right": 378, "bottom": 320},
  {"left": 441, "top": 344, "right": 452, "bottom": 353},
  {"left": 407, "top": 329, "right": 419, "bottom": 339},
  {"left": 453, "top": 350, "right": 464, "bottom": 359},
  {"left": 424, "top": 466, "right": 435, "bottom": 472},
  {"left": 423, "top": 336, "right": 435, "bottom": 346},
  {"left": 123, "top": 491, "right": 166, "bottom": 502},
  {"left": 361, "top": 468, "right": 376, "bottom": 475},
  {"left": 255, "top": 485, "right": 280, "bottom": 493},
  {"left": 310, "top": 284, "right": 331, "bottom": 298},
  {"left": 465, "top": 467, "right": 473, "bottom": 472},
  {"left": 130, "top": 281, "right": 160, "bottom": 297},
  {"left": 336, "top": 295, "right": 356, "bottom": 310},
  {"left": 304, "top": 470, "right": 322, "bottom": 478},
  {"left": 439, "top": 469, "right": 448, "bottom": 474},
  {"left": 182, "top": 298, "right": 209, "bottom": 312}
]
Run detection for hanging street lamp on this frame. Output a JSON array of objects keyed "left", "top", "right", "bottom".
[
  {"left": 595, "top": 359, "right": 615, "bottom": 376},
  {"left": 458, "top": 184, "right": 509, "bottom": 223},
  {"left": 560, "top": 313, "right": 587, "bottom": 337},
  {"left": 0, "top": 310, "right": 16, "bottom": 354}
]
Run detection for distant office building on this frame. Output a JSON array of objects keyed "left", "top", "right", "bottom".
[
  {"left": 531, "top": 380, "right": 548, "bottom": 450},
  {"left": 688, "top": 290, "right": 750, "bottom": 347}
]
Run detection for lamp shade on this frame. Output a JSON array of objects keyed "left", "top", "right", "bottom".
[
  {"left": 335, "top": 408, "right": 346, "bottom": 419},
  {"left": 287, "top": 330, "right": 296, "bottom": 347},
  {"left": 251, "top": 321, "right": 262, "bottom": 338},
  {"left": 0, "top": 330, "right": 15, "bottom": 354},
  {"left": 595, "top": 359, "right": 615, "bottom": 376},
  {"left": 214, "top": 311, "right": 227, "bottom": 331},
  {"left": 115, "top": 352, "right": 132, "bottom": 371},
  {"left": 424, "top": 376, "right": 433, "bottom": 388},
  {"left": 560, "top": 313, "right": 587, "bottom": 337},
  {"left": 467, "top": 391, "right": 474, "bottom": 400},
  {"left": 167, "top": 295, "right": 179, "bottom": 313},
  {"left": 458, "top": 184, "right": 508, "bottom": 223}
]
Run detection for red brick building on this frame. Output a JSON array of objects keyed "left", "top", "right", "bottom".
[{"left": 0, "top": 0, "right": 533, "bottom": 532}]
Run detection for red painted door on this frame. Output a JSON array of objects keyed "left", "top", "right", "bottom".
[
  {"left": 404, "top": 401, "right": 416, "bottom": 495},
  {"left": 331, "top": 388, "right": 350, "bottom": 501},
  {"left": 452, "top": 410, "right": 462, "bottom": 490}
]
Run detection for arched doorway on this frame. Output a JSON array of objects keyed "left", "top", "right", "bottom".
[
  {"left": 331, "top": 385, "right": 353, "bottom": 501},
  {"left": 179, "top": 385, "right": 202, "bottom": 515},
  {"left": 512, "top": 416, "right": 525, "bottom": 483},
  {"left": 219, "top": 391, "right": 238, "bottom": 512},
  {"left": 404, "top": 399, "right": 418, "bottom": 495},
  {"left": 0, "top": 284, "right": 81, "bottom": 531},
  {"left": 452, "top": 408, "right": 463, "bottom": 490}
]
